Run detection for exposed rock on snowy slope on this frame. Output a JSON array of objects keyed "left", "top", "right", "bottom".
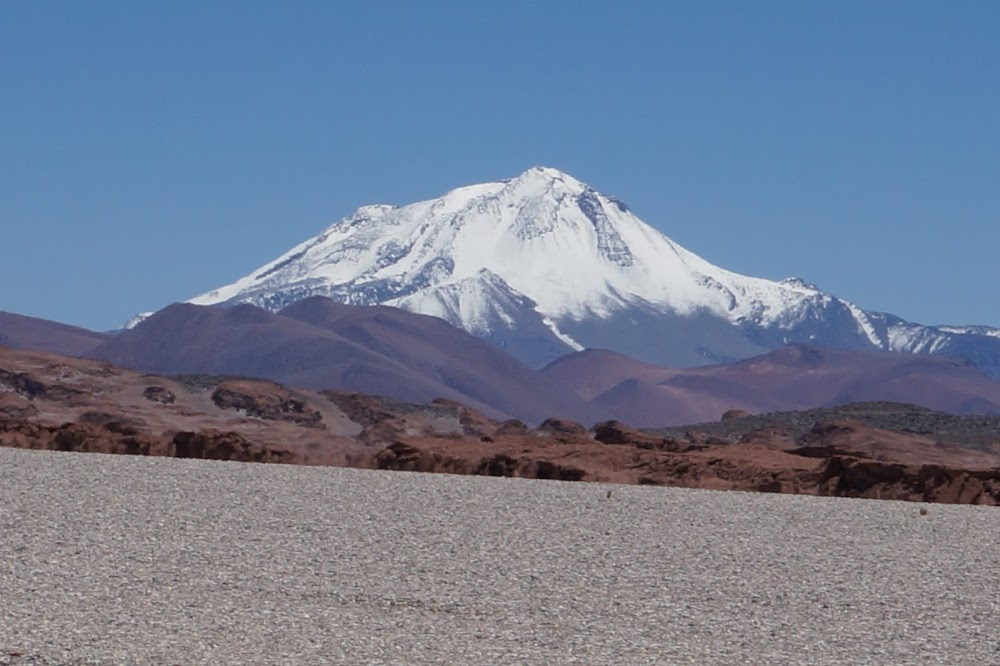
[{"left": 191, "top": 167, "right": 1000, "bottom": 377}]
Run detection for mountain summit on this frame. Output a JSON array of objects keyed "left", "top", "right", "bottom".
[{"left": 192, "top": 167, "right": 1000, "bottom": 376}]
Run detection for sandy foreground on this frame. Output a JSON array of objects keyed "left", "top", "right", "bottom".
[{"left": 1, "top": 447, "right": 998, "bottom": 665}]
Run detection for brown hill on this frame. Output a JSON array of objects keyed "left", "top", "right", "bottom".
[
  {"left": 542, "top": 344, "right": 1000, "bottom": 427},
  {"left": 86, "top": 299, "right": 599, "bottom": 425},
  {"left": 0, "top": 311, "right": 109, "bottom": 357},
  {"left": 278, "top": 297, "right": 601, "bottom": 424}
]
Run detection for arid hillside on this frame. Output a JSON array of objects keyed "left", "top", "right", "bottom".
[{"left": 2, "top": 345, "right": 1000, "bottom": 505}]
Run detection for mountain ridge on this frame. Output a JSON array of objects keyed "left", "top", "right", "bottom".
[
  {"left": 183, "top": 166, "right": 998, "bottom": 376},
  {"left": 5, "top": 300, "right": 1000, "bottom": 428},
  {"left": 541, "top": 343, "right": 1000, "bottom": 427},
  {"left": 0, "top": 310, "right": 110, "bottom": 356},
  {"left": 86, "top": 298, "right": 599, "bottom": 425}
]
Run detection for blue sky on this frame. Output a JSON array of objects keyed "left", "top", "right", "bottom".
[{"left": 3, "top": 1, "right": 998, "bottom": 331}]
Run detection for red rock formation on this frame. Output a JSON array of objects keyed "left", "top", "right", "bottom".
[
  {"left": 172, "top": 430, "right": 299, "bottom": 464},
  {"left": 212, "top": 380, "right": 323, "bottom": 428},
  {"left": 0, "top": 420, "right": 171, "bottom": 457},
  {"left": 814, "top": 455, "right": 1000, "bottom": 504},
  {"left": 374, "top": 440, "right": 587, "bottom": 481},
  {"left": 0, "top": 419, "right": 298, "bottom": 464},
  {"left": 537, "top": 417, "right": 589, "bottom": 438},
  {"left": 368, "top": 422, "right": 1000, "bottom": 506}
]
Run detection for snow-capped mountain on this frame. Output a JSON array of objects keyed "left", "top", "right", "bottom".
[{"left": 191, "top": 166, "right": 1000, "bottom": 378}]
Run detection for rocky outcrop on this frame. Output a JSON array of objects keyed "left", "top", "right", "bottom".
[
  {"left": 494, "top": 419, "right": 529, "bottom": 436},
  {"left": 0, "top": 368, "right": 86, "bottom": 404},
  {"left": 815, "top": 455, "right": 1000, "bottom": 505},
  {"left": 212, "top": 381, "right": 323, "bottom": 428},
  {"left": 324, "top": 392, "right": 507, "bottom": 445},
  {"left": 0, "top": 420, "right": 171, "bottom": 457},
  {"left": 592, "top": 420, "right": 685, "bottom": 450},
  {"left": 322, "top": 391, "right": 405, "bottom": 427},
  {"left": 0, "top": 393, "right": 38, "bottom": 420},
  {"left": 430, "top": 398, "right": 496, "bottom": 437},
  {"left": 142, "top": 385, "right": 176, "bottom": 404},
  {"left": 0, "top": 418, "right": 297, "bottom": 464},
  {"left": 0, "top": 369, "right": 47, "bottom": 397},
  {"left": 475, "top": 455, "right": 586, "bottom": 481},
  {"left": 172, "top": 430, "right": 298, "bottom": 464},
  {"left": 373, "top": 440, "right": 586, "bottom": 481},
  {"left": 537, "top": 417, "right": 588, "bottom": 438}
]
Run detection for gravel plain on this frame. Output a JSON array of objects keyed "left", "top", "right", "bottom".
[{"left": 1, "top": 447, "right": 998, "bottom": 666}]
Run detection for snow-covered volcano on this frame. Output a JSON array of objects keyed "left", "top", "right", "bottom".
[{"left": 192, "top": 166, "right": 1000, "bottom": 377}]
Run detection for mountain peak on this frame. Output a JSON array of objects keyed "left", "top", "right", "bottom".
[
  {"left": 505, "top": 165, "right": 588, "bottom": 195},
  {"left": 187, "top": 169, "right": 1000, "bottom": 378},
  {"left": 189, "top": 167, "right": 835, "bottom": 332}
]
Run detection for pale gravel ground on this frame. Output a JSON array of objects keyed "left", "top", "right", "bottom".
[{"left": 1, "top": 448, "right": 998, "bottom": 666}]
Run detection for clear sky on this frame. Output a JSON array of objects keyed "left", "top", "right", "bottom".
[{"left": 3, "top": 1, "right": 998, "bottom": 331}]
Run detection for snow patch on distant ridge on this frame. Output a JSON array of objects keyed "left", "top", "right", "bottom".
[
  {"left": 542, "top": 316, "right": 584, "bottom": 351},
  {"left": 123, "top": 312, "right": 153, "bottom": 330},
  {"left": 937, "top": 325, "right": 1000, "bottom": 339},
  {"left": 842, "top": 301, "right": 882, "bottom": 346}
]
